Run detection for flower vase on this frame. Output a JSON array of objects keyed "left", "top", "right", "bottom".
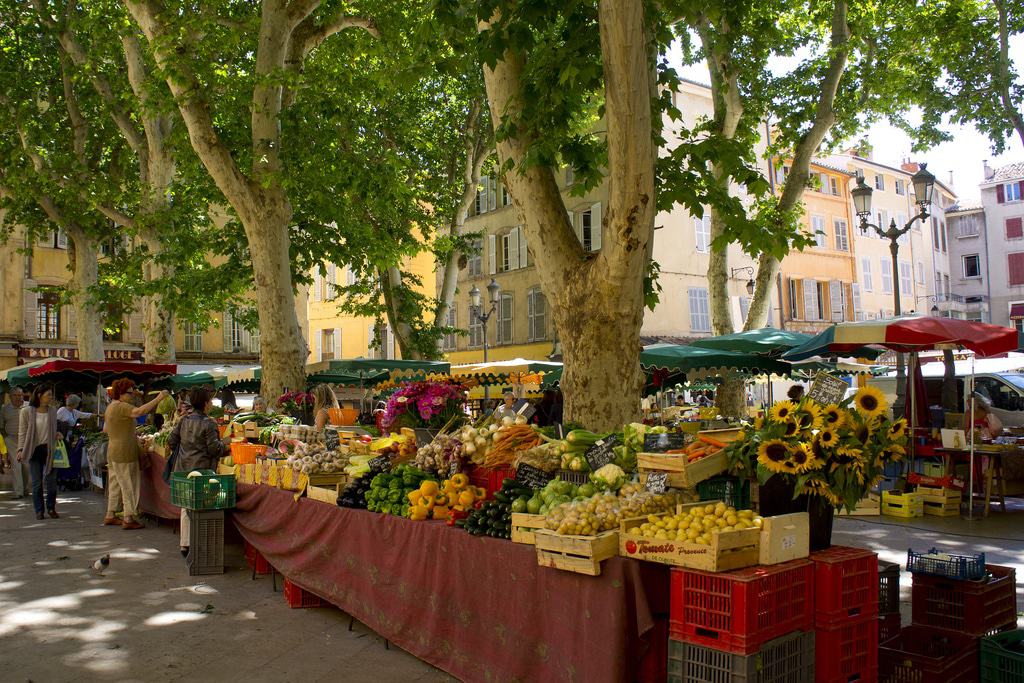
[{"left": 758, "top": 475, "right": 833, "bottom": 551}]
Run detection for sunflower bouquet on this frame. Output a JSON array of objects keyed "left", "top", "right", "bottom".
[{"left": 725, "top": 385, "right": 909, "bottom": 512}]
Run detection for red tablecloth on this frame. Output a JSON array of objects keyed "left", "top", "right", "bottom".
[
  {"left": 140, "top": 450, "right": 180, "bottom": 520},
  {"left": 137, "top": 451, "right": 669, "bottom": 682}
]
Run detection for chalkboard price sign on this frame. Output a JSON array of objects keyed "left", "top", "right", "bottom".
[
  {"left": 515, "top": 463, "right": 554, "bottom": 489},
  {"left": 325, "top": 429, "right": 340, "bottom": 452},
  {"left": 643, "top": 432, "right": 687, "bottom": 453},
  {"left": 645, "top": 472, "right": 668, "bottom": 494},
  {"left": 585, "top": 434, "right": 619, "bottom": 471},
  {"left": 448, "top": 459, "right": 460, "bottom": 478},
  {"left": 368, "top": 454, "right": 392, "bottom": 472},
  {"left": 807, "top": 371, "right": 848, "bottom": 406}
]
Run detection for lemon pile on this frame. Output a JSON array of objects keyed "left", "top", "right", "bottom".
[{"left": 634, "top": 502, "right": 763, "bottom": 545}]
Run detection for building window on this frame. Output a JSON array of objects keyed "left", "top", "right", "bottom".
[
  {"left": 527, "top": 288, "right": 547, "bottom": 342},
  {"left": 37, "top": 289, "right": 60, "bottom": 340},
  {"left": 579, "top": 204, "right": 602, "bottom": 251},
  {"left": 861, "top": 257, "right": 873, "bottom": 292},
  {"left": 321, "top": 329, "right": 335, "bottom": 361},
  {"left": 829, "top": 176, "right": 839, "bottom": 196},
  {"left": 695, "top": 213, "right": 711, "bottom": 253},
  {"left": 876, "top": 210, "right": 888, "bottom": 232},
  {"left": 441, "top": 308, "right": 457, "bottom": 351},
  {"left": 1009, "top": 253, "right": 1024, "bottom": 286},
  {"left": 895, "top": 179, "right": 905, "bottom": 195},
  {"left": 499, "top": 226, "right": 527, "bottom": 272},
  {"left": 565, "top": 166, "right": 574, "bottom": 186},
  {"left": 963, "top": 254, "right": 981, "bottom": 279},
  {"left": 468, "top": 306, "right": 483, "bottom": 348},
  {"left": 476, "top": 176, "right": 497, "bottom": 215},
  {"left": 501, "top": 184, "right": 511, "bottom": 207},
  {"left": 956, "top": 214, "right": 981, "bottom": 237},
  {"left": 943, "top": 274, "right": 951, "bottom": 296},
  {"left": 1004, "top": 183, "right": 1022, "bottom": 203},
  {"left": 881, "top": 259, "right": 893, "bottom": 294},
  {"left": 497, "top": 293, "right": 513, "bottom": 345},
  {"left": 932, "top": 217, "right": 941, "bottom": 250},
  {"left": 688, "top": 287, "right": 710, "bottom": 332},
  {"left": 916, "top": 261, "right": 925, "bottom": 285},
  {"left": 940, "top": 221, "right": 947, "bottom": 252},
  {"left": 811, "top": 215, "right": 826, "bottom": 248},
  {"left": 803, "top": 279, "right": 821, "bottom": 320},
  {"left": 184, "top": 322, "right": 203, "bottom": 352},
  {"left": 833, "top": 219, "right": 849, "bottom": 251},
  {"left": 899, "top": 261, "right": 912, "bottom": 295},
  {"left": 468, "top": 239, "right": 482, "bottom": 277},
  {"left": 874, "top": 174, "right": 884, "bottom": 191},
  {"left": 1006, "top": 217, "right": 1023, "bottom": 240}
]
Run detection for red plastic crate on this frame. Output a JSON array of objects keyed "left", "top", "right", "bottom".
[
  {"left": 878, "top": 612, "right": 901, "bottom": 644},
  {"left": 911, "top": 564, "right": 1017, "bottom": 636},
  {"left": 283, "top": 578, "right": 323, "bottom": 608},
  {"left": 669, "top": 559, "right": 814, "bottom": 655},
  {"left": 244, "top": 540, "right": 272, "bottom": 575},
  {"left": 468, "top": 465, "right": 516, "bottom": 498},
  {"left": 879, "top": 625, "right": 979, "bottom": 683},
  {"left": 815, "top": 612, "right": 879, "bottom": 683},
  {"left": 812, "top": 546, "right": 880, "bottom": 626}
]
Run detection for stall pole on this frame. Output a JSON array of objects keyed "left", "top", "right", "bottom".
[
  {"left": 967, "top": 356, "right": 977, "bottom": 521},
  {"left": 908, "top": 352, "right": 917, "bottom": 462}
]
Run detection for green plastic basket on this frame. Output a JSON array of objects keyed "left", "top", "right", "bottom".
[
  {"left": 697, "top": 475, "right": 751, "bottom": 510},
  {"left": 981, "top": 630, "right": 1024, "bottom": 683},
  {"left": 170, "top": 470, "right": 236, "bottom": 510}
]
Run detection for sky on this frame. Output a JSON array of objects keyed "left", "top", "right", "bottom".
[{"left": 673, "top": 35, "right": 1024, "bottom": 206}]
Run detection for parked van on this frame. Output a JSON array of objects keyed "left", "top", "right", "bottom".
[{"left": 868, "top": 372, "right": 1024, "bottom": 428}]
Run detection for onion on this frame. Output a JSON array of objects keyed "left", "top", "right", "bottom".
[
  {"left": 464, "top": 442, "right": 476, "bottom": 455},
  {"left": 475, "top": 436, "right": 487, "bottom": 448}
]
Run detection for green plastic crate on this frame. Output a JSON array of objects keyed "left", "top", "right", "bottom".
[
  {"left": 171, "top": 470, "right": 236, "bottom": 510},
  {"left": 697, "top": 475, "right": 751, "bottom": 510},
  {"left": 981, "top": 630, "right": 1024, "bottom": 683}
]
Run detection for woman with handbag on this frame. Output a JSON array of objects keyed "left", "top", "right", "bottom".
[
  {"left": 168, "top": 388, "right": 228, "bottom": 557},
  {"left": 103, "top": 379, "right": 168, "bottom": 530},
  {"left": 16, "top": 386, "right": 62, "bottom": 520}
]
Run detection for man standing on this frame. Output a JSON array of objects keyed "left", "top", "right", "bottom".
[{"left": 1, "top": 388, "right": 29, "bottom": 498}]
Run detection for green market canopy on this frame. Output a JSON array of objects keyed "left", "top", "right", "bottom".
[
  {"left": 451, "top": 359, "right": 561, "bottom": 388},
  {"left": 689, "top": 329, "right": 813, "bottom": 357},
  {"left": 640, "top": 343, "right": 791, "bottom": 378}
]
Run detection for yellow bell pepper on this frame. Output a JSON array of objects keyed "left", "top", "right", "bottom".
[
  {"left": 419, "top": 480, "right": 440, "bottom": 498},
  {"left": 451, "top": 473, "right": 469, "bottom": 489},
  {"left": 407, "top": 490, "right": 423, "bottom": 504},
  {"left": 431, "top": 505, "right": 449, "bottom": 520}
]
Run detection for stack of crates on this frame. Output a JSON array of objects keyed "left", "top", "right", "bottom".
[
  {"left": 877, "top": 560, "right": 902, "bottom": 643},
  {"left": 666, "top": 560, "right": 815, "bottom": 682},
  {"left": 879, "top": 549, "right": 1017, "bottom": 682},
  {"left": 186, "top": 509, "right": 224, "bottom": 576},
  {"left": 881, "top": 490, "right": 924, "bottom": 518},
  {"left": 810, "top": 546, "right": 879, "bottom": 683},
  {"left": 980, "top": 630, "right": 1024, "bottom": 683}
]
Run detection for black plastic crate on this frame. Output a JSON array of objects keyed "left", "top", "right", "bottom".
[
  {"left": 668, "top": 631, "right": 814, "bottom": 683},
  {"left": 879, "top": 559, "right": 900, "bottom": 615},
  {"left": 981, "top": 630, "right": 1024, "bottom": 683},
  {"left": 697, "top": 475, "right": 751, "bottom": 510},
  {"left": 187, "top": 509, "right": 224, "bottom": 576}
]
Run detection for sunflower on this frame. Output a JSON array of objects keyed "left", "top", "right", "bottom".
[
  {"left": 769, "top": 401, "right": 796, "bottom": 423},
  {"left": 791, "top": 443, "right": 823, "bottom": 473},
  {"left": 888, "top": 418, "right": 908, "bottom": 440},
  {"left": 832, "top": 445, "right": 865, "bottom": 468},
  {"left": 803, "top": 479, "right": 842, "bottom": 506},
  {"left": 880, "top": 444, "right": 906, "bottom": 462},
  {"left": 783, "top": 418, "right": 800, "bottom": 437},
  {"left": 796, "top": 402, "right": 824, "bottom": 431},
  {"left": 816, "top": 427, "right": 840, "bottom": 449},
  {"left": 854, "top": 420, "right": 874, "bottom": 445},
  {"left": 757, "top": 439, "right": 791, "bottom": 473},
  {"left": 753, "top": 417, "right": 765, "bottom": 430},
  {"left": 854, "top": 385, "right": 888, "bottom": 419},
  {"left": 822, "top": 404, "right": 847, "bottom": 429}
]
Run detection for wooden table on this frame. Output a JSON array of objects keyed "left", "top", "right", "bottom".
[{"left": 933, "top": 446, "right": 1013, "bottom": 515}]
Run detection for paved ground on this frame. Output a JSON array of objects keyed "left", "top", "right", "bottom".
[
  {"left": 2, "top": 490, "right": 1021, "bottom": 682},
  {"left": 833, "top": 497, "right": 1024, "bottom": 625},
  {"left": 0, "top": 490, "right": 454, "bottom": 683}
]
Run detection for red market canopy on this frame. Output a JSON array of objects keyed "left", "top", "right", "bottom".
[{"left": 3, "top": 359, "right": 177, "bottom": 390}]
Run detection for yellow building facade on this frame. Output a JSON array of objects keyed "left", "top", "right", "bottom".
[{"left": 776, "top": 161, "right": 860, "bottom": 333}]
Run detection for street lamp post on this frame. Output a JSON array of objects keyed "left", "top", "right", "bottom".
[
  {"left": 851, "top": 163, "right": 936, "bottom": 415},
  {"left": 470, "top": 278, "right": 502, "bottom": 402},
  {"left": 730, "top": 267, "right": 757, "bottom": 297}
]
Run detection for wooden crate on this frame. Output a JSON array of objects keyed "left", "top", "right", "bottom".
[
  {"left": 307, "top": 472, "right": 349, "bottom": 492},
  {"left": 697, "top": 428, "right": 743, "bottom": 444},
  {"left": 637, "top": 449, "right": 727, "bottom": 488},
  {"left": 882, "top": 490, "right": 924, "bottom": 518},
  {"left": 838, "top": 492, "right": 880, "bottom": 517},
  {"left": 306, "top": 484, "right": 339, "bottom": 505},
  {"left": 759, "top": 513, "right": 809, "bottom": 565},
  {"left": 244, "top": 423, "right": 261, "bottom": 439},
  {"left": 618, "top": 505, "right": 760, "bottom": 572},
  {"left": 216, "top": 462, "right": 237, "bottom": 476},
  {"left": 511, "top": 513, "right": 547, "bottom": 545},
  {"left": 918, "top": 485, "right": 961, "bottom": 516},
  {"left": 533, "top": 530, "right": 619, "bottom": 576}
]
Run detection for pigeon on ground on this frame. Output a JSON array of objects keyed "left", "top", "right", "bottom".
[{"left": 91, "top": 554, "right": 110, "bottom": 576}]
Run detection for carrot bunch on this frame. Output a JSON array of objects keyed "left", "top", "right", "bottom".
[
  {"left": 676, "top": 434, "right": 728, "bottom": 463},
  {"left": 484, "top": 425, "right": 542, "bottom": 467}
]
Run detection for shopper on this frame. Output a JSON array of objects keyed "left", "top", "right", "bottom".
[
  {"left": 252, "top": 395, "right": 270, "bottom": 413},
  {"left": 492, "top": 390, "right": 518, "bottom": 421},
  {"left": 217, "top": 386, "right": 238, "bottom": 412},
  {"left": 1, "top": 387, "right": 29, "bottom": 499},
  {"left": 311, "top": 384, "right": 339, "bottom": 431},
  {"left": 103, "top": 379, "right": 168, "bottom": 530},
  {"left": 56, "top": 394, "right": 93, "bottom": 434},
  {"left": 787, "top": 384, "right": 805, "bottom": 402},
  {"left": 16, "top": 386, "right": 62, "bottom": 520},
  {"left": 971, "top": 393, "right": 1004, "bottom": 440},
  {"left": 169, "top": 388, "right": 227, "bottom": 557}
]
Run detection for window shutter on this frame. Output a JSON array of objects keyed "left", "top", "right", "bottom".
[
  {"left": 315, "top": 329, "right": 322, "bottom": 361},
  {"left": 787, "top": 278, "right": 798, "bottom": 319},
  {"left": 23, "top": 288, "right": 36, "bottom": 339},
  {"left": 1009, "top": 253, "right": 1024, "bottom": 286},
  {"left": 487, "top": 234, "right": 496, "bottom": 275},
  {"left": 803, "top": 278, "right": 817, "bottom": 320},
  {"left": 222, "top": 311, "right": 233, "bottom": 351},
  {"left": 313, "top": 272, "right": 322, "bottom": 302},
  {"left": 507, "top": 228, "right": 520, "bottom": 271},
  {"left": 477, "top": 177, "right": 488, "bottom": 214},
  {"left": 488, "top": 177, "right": 496, "bottom": 211},
  {"left": 1007, "top": 217, "right": 1023, "bottom": 239},
  {"left": 65, "top": 305, "right": 77, "bottom": 340},
  {"left": 519, "top": 227, "right": 528, "bottom": 268},
  {"left": 386, "top": 325, "right": 396, "bottom": 358},
  {"left": 851, "top": 283, "right": 863, "bottom": 321},
  {"left": 367, "top": 324, "right": 376, "bottom": 357},
  {"left": 334, "top": 327, "right": 342, "bottom": 357},
  {"left": 591, "top": 202, "right": 602, "bottom": 251},
  {"left": 56, "top": 230, "right": 68, "bottom": 249},
  {"left": 997, "top": 184, "right": 1005, "bottom": 203},
  {"left": 828, "top": 280, "right": 842, "bottom": 321},
  {"left": 527, "top": 290, "right": 535, "bottom": 340}
]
